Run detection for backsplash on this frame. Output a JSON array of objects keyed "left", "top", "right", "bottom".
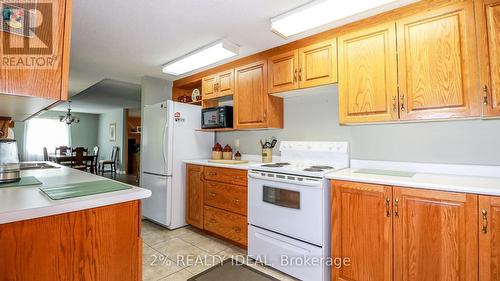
[{"left": 216, "top": 85, "right": 500, "bottom": 166}]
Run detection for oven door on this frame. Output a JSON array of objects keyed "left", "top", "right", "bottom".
[
  {"left": 201, "top": 108, "right": 220, "bottom": 128},
  {"left": 248, "top": 171, "right": 324, "bottom": 246}
]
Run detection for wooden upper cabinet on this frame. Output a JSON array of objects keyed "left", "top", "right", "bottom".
[
  {"left": 338, "top": 22, "right": 399, "bottom": 124},
  {"left": 185, "top": 164, "right": 204, "bottom": 229},
  {"left": 479, "top": 195, "right": 500, "bottom": 281},
  {"left": 268, "top": 50, "right": 299, "bottom": 93},
  {"left": 396, "top": 2, "right": 480, "bottom": 120},
  {"left": 298, "top": 39, "right": 337, "bottom": 88},
  {"left": 0, "top": 0, "right": 72, "bottom": 100},
  {"left": 202, "top": 74, "right": 217, "bottom": 100},
  {"left": 217, "top": 69, "right": 234, "bottom": 97},
  {"left": 393, "top": 187, "right": 478, "bottom": 281},
  {"left": 475, "top": 0, "right": 500, "bottom": 116},
  {"left": 234, "top": 60, "right": 283, "bottom": 129},
  {"left": 331, "top": 180, "right": 393, "bottom": 281}
]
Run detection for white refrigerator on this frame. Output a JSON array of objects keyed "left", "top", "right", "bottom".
[{"left": 141, "top": 100, "right": 214, "bottom": 229}]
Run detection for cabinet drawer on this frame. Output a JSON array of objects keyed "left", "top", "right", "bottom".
[
  {"left": 204, "top": 167, "right": 247, "bottom": 186},
  {"left": 204, "top": 206, "right": 247, "bottom": 246},
  {"left": 205, "top": 181, "right": 247, "bottom": 215}
]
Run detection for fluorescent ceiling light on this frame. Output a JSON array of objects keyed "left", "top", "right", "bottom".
[
  {"left": 271, "top": 0, "right": 419, "bottom": 37},
  {"left": 162, "top": 40, "right": 239, "bottom": 76}
]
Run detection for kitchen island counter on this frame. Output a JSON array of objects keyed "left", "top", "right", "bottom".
[{"left": 0, "top": 162, "right": 151, "bottom": 224}]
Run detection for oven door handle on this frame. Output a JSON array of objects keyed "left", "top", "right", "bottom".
[{"left": 248, "top": 171, "right": 322, "bottom": 187}]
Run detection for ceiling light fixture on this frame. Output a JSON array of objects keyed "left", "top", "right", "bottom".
[
  {"left": 59, "top": 101, "right": 80, "bottom": 125},
  {"left": 271, "top": 0, "right": 420, "bottom": 38},
  {"left": 162, "top": 40, "right": 239, "bottom": 76}
]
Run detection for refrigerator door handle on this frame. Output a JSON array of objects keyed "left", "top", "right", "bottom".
[{"left": 161, "top": 114, "right": 168, "bottom": 173}]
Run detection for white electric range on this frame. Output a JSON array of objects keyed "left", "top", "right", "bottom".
[{"left": 247, "top": 141, "right": 349, "bottom": 281}]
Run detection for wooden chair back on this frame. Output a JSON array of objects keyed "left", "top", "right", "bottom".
[
  {"left": 55, "top": 146, "right": 70, "bottom": 155},
  {"left": 73, "top": 147, "right": 85, "bottom": 166},
  {"left": 72, "top": 147, "right": 88, "bottom": 155}
]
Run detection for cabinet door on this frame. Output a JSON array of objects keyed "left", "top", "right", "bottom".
[
  {"left": 217, "top": 69, "right": 234, "bottom": 98},
  {"left": 268, "top": 50, "right": 299, "bottom": 93},
  {"left": 185, "top": 164, "right": 204, "bottom": 229},
  {"left": 475, "top": 0, "right": 500, "bottom": 116},
  {"left": 338, "top": 22, "right": 398, "bottom": 124},
  {"left": 479, "top": 195, "right": 500, "bottom": 281},
  {"left": 299, "top": 39, "right": 337, "bottom": 88},
  {"left": 234, "top": 60, "right": 268, "bottom": 129},
  {"left": 331, "top": 180, "right": 393, "bottom": 281},
  {"left": 0, "top": 0, "right": 71, "bottom": 100},
  {"left": 393, "top": 187, "right": 478, "bottom": 281},
  {"left": 397, "top": 2, "right": 480, "bottom": 120},
  {"left": 202, "top": 74, "right": 217, "bottom": 100}
]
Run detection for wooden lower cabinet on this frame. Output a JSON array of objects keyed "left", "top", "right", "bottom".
[
  {"left": 204, "top": 206, "right": 247, "bottom": 246},
  {"left": 393, "top": 187, "right": 478, "bottom": 281},
  {"left": 479, "top": 195, "right": 500, "bottom": 281},
  {"left": 332, "top": 180, "right": 480, "bottom": 281},
  {"left": 331, "top": 180, "right": 393, "bottom": 281},
  {"left": 186, "top": 164, "right": 248, "bottom": 246},
  {"left": 0, "top": 201, "right": 141, "bottom": 281},
  {"left": 186, "top": 164, "right": 204, "bottom": 229}
]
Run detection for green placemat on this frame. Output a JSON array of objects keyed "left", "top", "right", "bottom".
[
  {"left": 355, "top": 169, "right": 416, "bottom": 178},
  {"left": 39, "top": 180, "right": 132, "bottom": 200},
  {"left": 0, "top": 176, "right": 42, "bottom": 188}
]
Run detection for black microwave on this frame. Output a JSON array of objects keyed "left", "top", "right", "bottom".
[{"left": 201, "top": 106, "right": 233, "bottom": 129}]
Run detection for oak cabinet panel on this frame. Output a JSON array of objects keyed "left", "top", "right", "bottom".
[
  {"left": 476, "top": 0, "right": 500, "bottom": 116},
  {"left": 479, "top": 195, "right": 500, "bottom": 281},
  {"left": 204, "top": 166, "right": 248, "bottom": 186},
  {"left": 331, "top": 180, "right": 393, "bottom": 281},
  {"left": 397, "top": 2, "right": 480, "bottom": 119},
  {"left": 217, "top": 69, "right": 234, "bottom": 98},
  {"left": 204, "top": 181, "right": 247, "bottom": 216},
  {"left": 299, "top": 39, "right": 337, "bottom": 88},
  {"left": 268, "top": 50, "right": 299, "bottom": 93},
  {"left": 393, "top": 187, "right": 478, "bottom": 281},
  {"left": 185, "top": 164, "right": 204, "bottom": 229},
  {"left": 0, "top": 201, "right": 141, "bottom": 281},
  {"left": 202, "top": 74, "right": 217, "bottom": 100},
  {"left": 0, "top": 0, "right": 71, "bottom": 101},
  {"left": 234, "top": 60, "right": 283, "bottom": 129},
  {"left": 204, "top": 206, "right": 247, "bottom": 246},
  {"left": 338, "top": 22, "right": 398, "bottom": 123}
]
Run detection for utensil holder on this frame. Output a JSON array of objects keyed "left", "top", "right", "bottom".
[{"left": 262, "top": 148, "right": 272, "bottom": 163}]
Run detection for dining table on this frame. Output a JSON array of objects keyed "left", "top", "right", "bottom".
[{"left": 48, "top": 154, "right": 98, "bottom": 173}]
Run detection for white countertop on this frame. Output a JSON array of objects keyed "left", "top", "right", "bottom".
[
  {"left": 182, "top": 159, "right": 258, "bottom": 170},
  {"left": 326, "top": 168, "right": 500, "bottom": 196},
  {"left": 0, "top": 163, "right": 151, "bottom": 224}
]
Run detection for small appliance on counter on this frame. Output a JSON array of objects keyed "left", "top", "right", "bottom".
[
  {"left": 201, "top": 106, "right": 233, "bottom": 129},
  {"left": 260, "top": 137, "right": 277, "bottom": 163},
  {"left": 0, "top": 139, "right": 20, "bottom": 183}
]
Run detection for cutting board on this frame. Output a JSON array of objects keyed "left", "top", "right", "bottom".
[
  {"left": 208, "top": 159, "right": 249, "bottom": 164},
  {"left": 39, "top": 180, "right": 132, "bottom": 200}
]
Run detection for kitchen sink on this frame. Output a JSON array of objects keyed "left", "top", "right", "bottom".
[{"left": 20, "top": 162, "right": 60, "bottom": 170}]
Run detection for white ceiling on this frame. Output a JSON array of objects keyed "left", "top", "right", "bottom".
[
  {"left": 68, "top": 0, "right": 314, "bottom": 96},
  {"left": 54, "top": 79, "right": 141, "bottom": 114}
]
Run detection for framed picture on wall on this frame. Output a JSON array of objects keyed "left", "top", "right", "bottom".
[{"left": 109, "top": 123, "right": 116, "bottom": 142}]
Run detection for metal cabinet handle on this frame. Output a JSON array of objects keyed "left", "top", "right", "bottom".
[
  {"left": 232, "top": 226, "right": 241, "bottom": 233},
  {"left": 394, "top": 198, "right": 400, "bottom": 217},
  {"left": 232, "top": 199, "right": 240, "bottom": 205},
  {"left": 385, "top": 197, "right": 391, "bottom": 217},
  {"left": 483, "top": 85, "right": 489, "bottom": 105},
  {"left": 208, "top": 192, "right": 216, "bottom": 197},
  {"left": 482, "top": 209, "right": 488, "bottom": 234},
  {"left": 207, "top": 172, "right": 217, "bottom": 176},
  {"left": 392, "top": 96, "right": 398, "bottom": 112},
  {"left": 400, "top": 95, "right": 406, "bottom": 111},
  {"left": 298, "top": 68, "right": 302, "bottom": 81},
  {"left": 294, "top": 69, "right": 298, "bottom": 82}
]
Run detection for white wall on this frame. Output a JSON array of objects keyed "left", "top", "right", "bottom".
[
  {"left": 97, "top": 109, "right": 125, "bottom": 171},
  {"left": 216, "top": 85, "right": 500, "bottom": 166}
]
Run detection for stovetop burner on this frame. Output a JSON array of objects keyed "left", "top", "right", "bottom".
[
  {"left": 310, "top": 165, "right": 334, "bottom": 170},
  {"left": 303, "top": 167, "right": 325, "bottom": 172},
  {"left": 261, "top": 162, "right": 291, "bottom": 168}
]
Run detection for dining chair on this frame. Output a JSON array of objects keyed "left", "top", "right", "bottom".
[
  {"left": 43, "top": 147, "right": 49, "bottom": 161},
  {"left": 72, "top": 147, "right": 88, "bottom": 171},
  {"left": 87, "top": 146, "right": 99, "bottom": 174},
  {"left": 55, "top": 146, "right": 70, "bottom": 155},
  {"left": 99, "top": 146, "right": 119, "bottom": 175}
]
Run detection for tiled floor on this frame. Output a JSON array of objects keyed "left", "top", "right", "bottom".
[{"left": 142, "top": 220, "right": 298, "bottom": 281}]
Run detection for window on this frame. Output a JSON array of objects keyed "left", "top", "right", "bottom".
[{"left": 24, "top": 118, "right": 70, "bottom": 161}]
